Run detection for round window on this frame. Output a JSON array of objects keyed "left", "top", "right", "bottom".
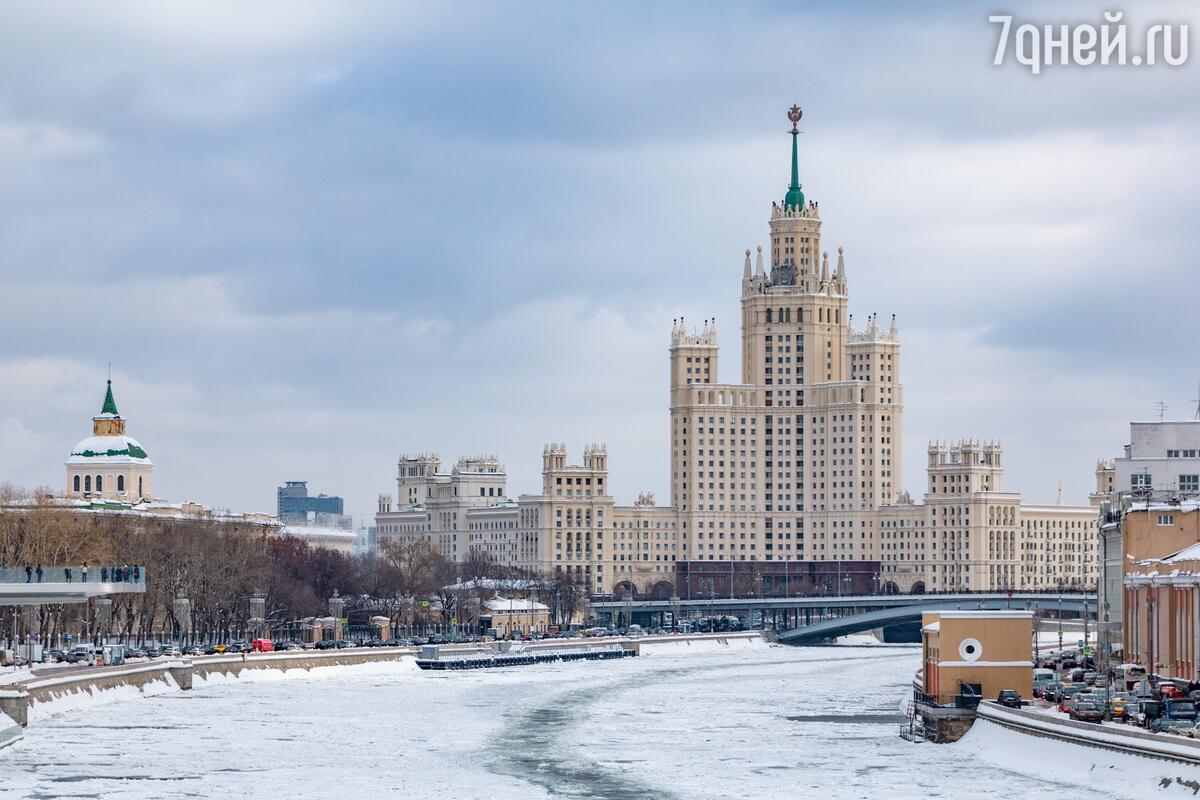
[{"left": 959, "top": 637, "right": 983, "bottom": 661}]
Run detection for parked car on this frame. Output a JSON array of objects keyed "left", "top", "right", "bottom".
[
  {"left": 122, "top": 646, "right": 146, "bottom": 660},
  {"left": 997, "top": 689, "right": 1022, "bottom": 708},
  {"left": 46, "top": 649, "right": 67, "bottom": 663},
  {"left": 1070, "top": 701, "right": 1104, "bottom": 723}
]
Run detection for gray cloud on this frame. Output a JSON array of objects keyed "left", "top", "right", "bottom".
[{"left": 0, "top": 1, "right": 1196, "bottom": 518}]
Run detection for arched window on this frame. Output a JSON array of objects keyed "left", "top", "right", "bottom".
[
  {"left": 73, "top": 475, "right": 80, "bottom": 492},
  {"left": 84, "top": 475, "right": 91, "bottom": 492},
  {"left": 96, "top": 475, "right": 103, "bottom": 492},
  {"left": 117, "top": 475, "right": 125, "bottom": 492},
  {"left": 765, "top": 308, "right": 773, "bottom": 324},
  {"left": 138, "top": 476, "right": 143, "bottom": 498}
]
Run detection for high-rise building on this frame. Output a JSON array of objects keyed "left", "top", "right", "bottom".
[
  {"left": 276, "top": 481, "right": 349, "bottom": 529},
  {"left": 375, "top": 107, "right": 1098, "bottom": 596}
]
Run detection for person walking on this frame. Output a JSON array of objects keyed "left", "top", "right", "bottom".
[
  {"left": 101, "top": 566, "right": 108, "bottom": 582},
  {"left": 65, "top": 567, "right": 73, "bottom": 583},
  {"left": 24, "top": 566, "right": 32, "bottom": 583},
  {"left": 35, "top": 565, "right": 43, "bottom": 583},
  {"left": 132, "top": 566, "right": 140, "bottom": 583},
  {"left": 82, "top": 562, "right": 89, "bottom": 583}
]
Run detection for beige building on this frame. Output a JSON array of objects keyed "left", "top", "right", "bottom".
[
  {"left": 921, "top": 610, "right": 1033, "bottom": 704},
  {"left": 375, "top": 108, "right": 1098, "bottom": 596},
  {"left": 65, "top": 380, "right": 154, "bottom": 504},
  {"left": 483, "top": 596, "right": 550, "bottom": 636}
]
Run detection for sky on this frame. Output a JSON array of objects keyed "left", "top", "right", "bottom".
[{"left": 1, "top": 1, "right": 1198, "bottom": 522}]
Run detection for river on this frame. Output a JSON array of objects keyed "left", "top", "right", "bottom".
[{"left": 0, "top": 640, "right": 1124, "bottom": 799}]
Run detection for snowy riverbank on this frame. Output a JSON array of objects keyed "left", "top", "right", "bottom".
[{"left": 956, "top": 717, "right": 1200, "bottom": 800}]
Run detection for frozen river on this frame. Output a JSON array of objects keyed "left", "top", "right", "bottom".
[{"left": 0, "top": 640, "right": 1162, "bottom": 799}]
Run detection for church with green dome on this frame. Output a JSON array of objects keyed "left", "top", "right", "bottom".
[{"left": 65, "top": 380, "right": 155, "bottom": 504}]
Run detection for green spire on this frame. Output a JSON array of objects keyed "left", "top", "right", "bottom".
[
  {"left": 100, "top": 379, "right": 119, "bottom": 416},
  {"left": 783, "top": 103, "right": 805, "bottom": 210}
]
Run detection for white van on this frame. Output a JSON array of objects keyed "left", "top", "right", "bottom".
[{"left": 1032, "top": 668, "right": 1054, "bottom": 686}]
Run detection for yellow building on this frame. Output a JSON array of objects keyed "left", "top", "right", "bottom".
[
  {"left": 921, "top": 610, "right": 1033, "bottom": 705},
  {"left": 483, "top": 596, "right": 550, "bottom": 636}
]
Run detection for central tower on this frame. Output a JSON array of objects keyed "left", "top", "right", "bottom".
[{"left": 669, "top": 104, "right": 903, "bottom": 567}]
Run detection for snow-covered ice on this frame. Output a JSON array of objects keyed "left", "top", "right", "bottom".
[{"left": 0, "top": 642, "right": 1185, "bottom": 799}]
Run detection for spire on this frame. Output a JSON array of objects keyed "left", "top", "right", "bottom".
[
  {"left": 100, "top": 379, "right": 119, "bottom": 416},
  {"left": 836, "top": 246, "right": 845, "bottom": 280},
  {"left": 755, "top": 245, "right": 764, "bottom": 276},
  {"left": 783, "top": 104, "right": 805, "bottom": 210},
  {"left": 743, "top": 249, "right": 752, "bottom": 280},
  {"left": 820, "top": 251, "right": 829, "bottom": 283}
]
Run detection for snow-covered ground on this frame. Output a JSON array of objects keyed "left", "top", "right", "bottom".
[{"left": 0, "top": 641, "right": 1185, "bottom": 799}]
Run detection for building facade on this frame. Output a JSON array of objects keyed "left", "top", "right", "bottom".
[
  {"left": 374, "top": 109, "right": 1098, "bottom": 596},
  {"left": 276, "top": 481, "right": 349, "bottom": 529},
  {"left": 65, "top": 380, "right": 154, "bottom": 504}
]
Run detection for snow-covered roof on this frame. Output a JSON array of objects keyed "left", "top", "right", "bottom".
[
  {"left": 281, "top": 524, "right": 356, "bottom": 541},
  {"left": 66, "top": 434, "right": 152, "bottom": 466},
  {"left": 446, "top": 578, "right": 546, "bottom": 592},
  {"left": 484, "top": 596, "right": 549, "bottom": 613},
  {"left": 922, "top": 621, "right": 940, "bottom": 633},
  {"left": 1156, "top": 540, "right": 1200, "bottom": 564}
]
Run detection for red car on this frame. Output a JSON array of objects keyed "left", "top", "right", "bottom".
[{"left": 1070, "top": 701, "right": 1104, "bottom": 723}]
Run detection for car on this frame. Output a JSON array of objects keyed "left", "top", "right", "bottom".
[
  {"left": 46, "top": 649, "right": 67, "bottom": 663},
  {"left": 1083, "top": 671, "right": 1098, "bottom": 686},
  {"left": 1151, "top": 718, "right": 1195, "bottom": 735},
  {"left": 1187, "top": 721, "right": 1200, "bottom": 739},
  {"left": 1108, "top": 692, "right": 1133, "bottom": 720},
  {"left": 1057, "top": 685, "right": 1085, "bottom": 713},
  {"left": 1070, "top": 701, "right": 1104, "bottom": 723},
  {"left": 123, "top": 646, "right": 146, "bottom": 659},
  {"left": 1034, "top": 681, "right": 1059, "bottom": 700},
  {"left": 997, "top": 689, "right": 1022, "bottom": 708}
]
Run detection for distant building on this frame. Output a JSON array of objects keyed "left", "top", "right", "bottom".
[
  {"left": 277, "top": 481, "right": 349, "bottom": 529},
  {"left": 1120, "top": 500, "right": 1200, "bottom": 680},
  {"left": 1097, "top": 419, "right": 1200, "bottom": 634},
  {"left": 65, "top": 380, "right": 154, "bottom": 504}
]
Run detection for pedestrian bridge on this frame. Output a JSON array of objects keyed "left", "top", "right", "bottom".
[
  {"left": 0, "top": 566, "right": 146, "bottom": 606},
  {"left": 777, "top": 595, "right": 1093, "bottom": 644}
]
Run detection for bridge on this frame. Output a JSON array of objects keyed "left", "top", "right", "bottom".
[
  {"left": 0, "top": 566, "right": 146, "bottom": 606},
  {"left": 777, "top": 595, "right": 1092, "bottom": 643},
  {"left": 591, "top": 592, "right": 1096, "bottom": 639}
]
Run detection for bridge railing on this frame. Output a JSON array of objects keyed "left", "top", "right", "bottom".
[{"left": 0, "top": 565, "right": 146, "bottom": 585}]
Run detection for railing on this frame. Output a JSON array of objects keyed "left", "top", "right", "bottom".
[{"left": 0, "top": 566, "right": 146, "bottom": 585}]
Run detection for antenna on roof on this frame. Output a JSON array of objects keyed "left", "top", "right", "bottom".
[
  {"left": 1193, "top": 379, "right": 1200, "bottom": 420},
  {"left": 1156, "top": 401, "right": 1168, "bottom": 422}
]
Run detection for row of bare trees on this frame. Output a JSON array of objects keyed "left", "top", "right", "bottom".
[{"left": 0, "top": 484, "right": 586, "bottom": 646}]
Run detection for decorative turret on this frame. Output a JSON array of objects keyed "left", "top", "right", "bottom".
[
  {"left": 835, "top": 246, "right": 846, "bottom": 291},
  {"left": 820, "top": 251, "right": 829, "bottom": 285},
  {"left": 93, "top": 380, "right": 126, "bottom": 436},
  {"left": 755, "top": 245, "right": 764, "bottom": 277}
]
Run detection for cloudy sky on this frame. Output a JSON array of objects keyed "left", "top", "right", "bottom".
[{"left": 1, "top": 1, "right": 1197, "bottom": 521}]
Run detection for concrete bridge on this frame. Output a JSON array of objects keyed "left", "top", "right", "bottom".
[
  {"left": 777, "top": 595, "right": 1093, "bottom": 643},
  {"left": 0, "top": 566, "right": 146, "bottom": 606},
  {"left": 592, "top": 591, "right": 1096, "bottom": 636}
]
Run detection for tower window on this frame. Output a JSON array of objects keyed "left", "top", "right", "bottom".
[
  {"left": 84, "top": 475, "right": 91, "bottom": 492},
  {"left": 117, "top": 475, "right": 125, "bottom": 492},
  {"left": 73, "top": 475, "right": 80, "bottom": 492}
]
